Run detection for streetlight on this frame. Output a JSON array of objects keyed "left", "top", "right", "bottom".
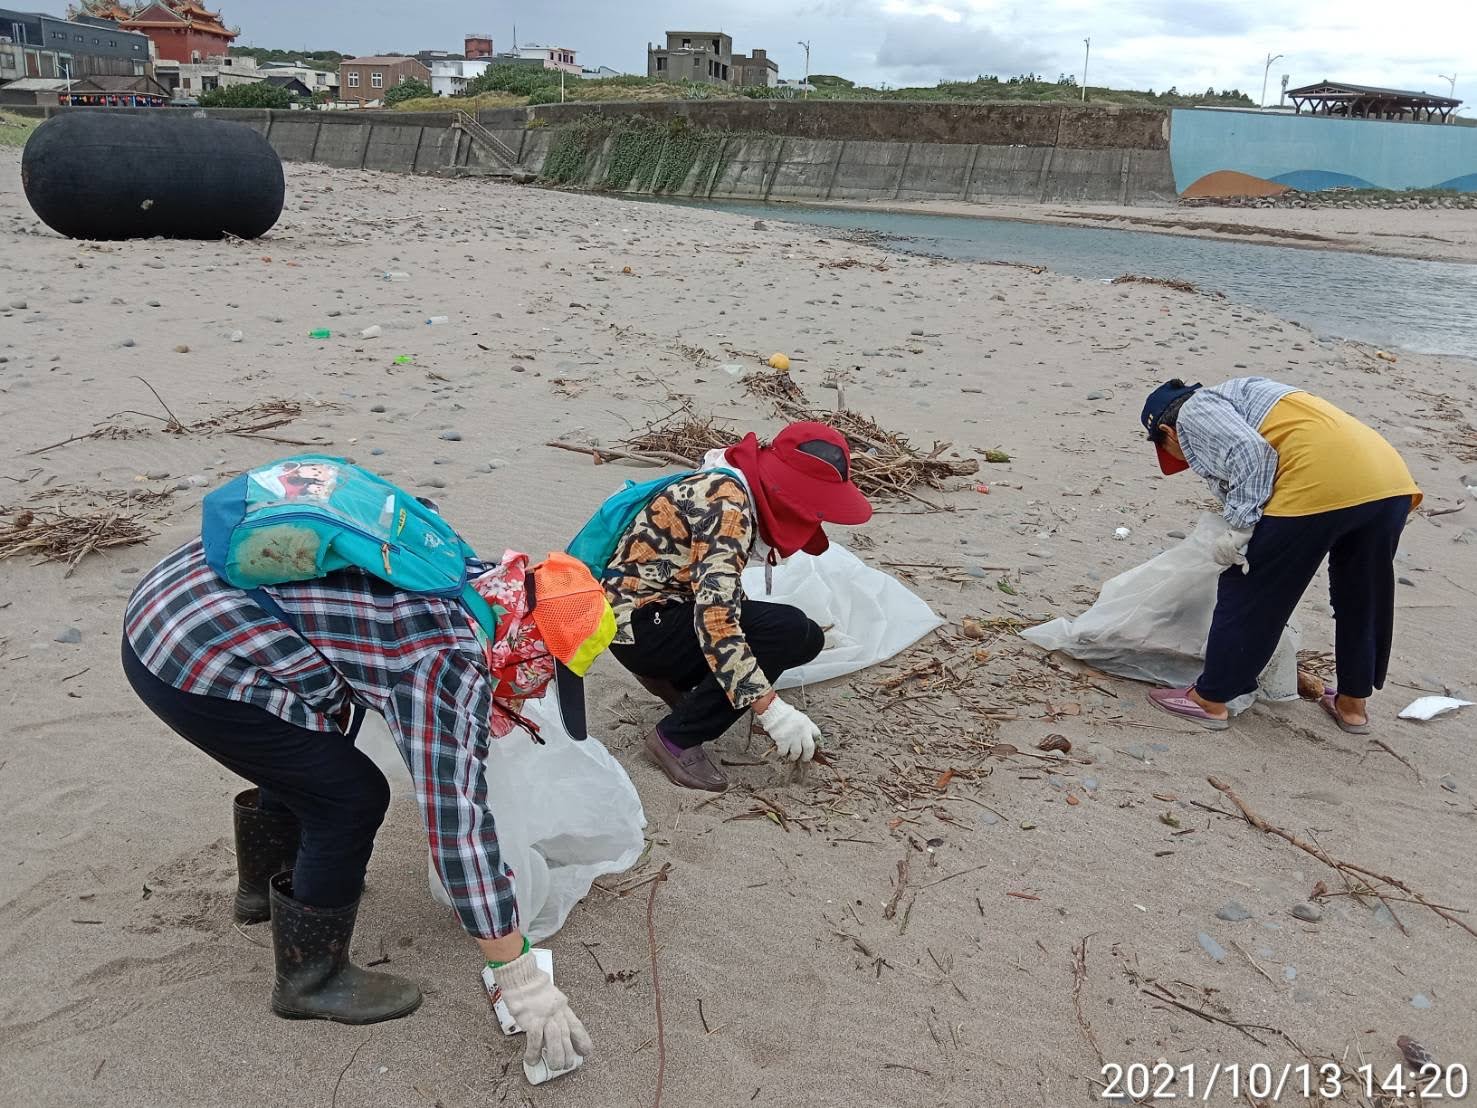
[
  {"left": 1261, "top": 52, "right": 1283, "bottom": 108},
  {"left": 1438, "top": 73, "right": 1457, "bottom": 98},
  {"left": 1081, "top": 37, "right": 1089, "bottom": 102},
  {"left": 797, "top": 39, "right": 811, "bottom": 98}
]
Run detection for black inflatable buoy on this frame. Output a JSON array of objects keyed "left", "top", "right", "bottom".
[{"left": 21, "top": 111, "right": 285, "bottom": 241}]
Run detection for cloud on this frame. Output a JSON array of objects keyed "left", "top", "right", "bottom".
[
  {"left": 227, "top": 0, "right": 1476, "bottom": 101},
  {"left": 873, "top": 15, "right": 1052, "bottom": 83}
]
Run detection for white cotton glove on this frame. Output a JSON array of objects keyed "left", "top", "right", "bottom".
[
  {"left": 1213, "top": 527, "right": 1255, "bottom": 574},
  {"left": 493, "top": 951, "right": 593, "bottom": 1074},
  {"left": 756, "top": 696, "right": 821, "bottom": 762}
]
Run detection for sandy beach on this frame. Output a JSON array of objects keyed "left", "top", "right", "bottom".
[
  {"left": 811, "top": 196, "right": 1477, "bottom": 264},
  {"left": 2, "top": 149, "right": 1476, "bottom": 1107}
]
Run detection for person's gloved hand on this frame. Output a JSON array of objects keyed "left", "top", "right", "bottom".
[
  {"left": 1213, "top": 527, "right": 1255, "bottom": 574},
  {"left": 494, "top": 951, "right": 593, "bottom": 1074},
  {"left": 756, "top": 696, "right": 821, "bottom": 762}
]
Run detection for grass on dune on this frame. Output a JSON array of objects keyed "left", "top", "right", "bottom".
[{"left": 0, "top": 112, "right": 39, "bottom": 148}]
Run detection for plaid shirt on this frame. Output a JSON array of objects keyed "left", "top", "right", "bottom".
[
  {"left": 125, "top": 540, "right": 518, "bottom": 940},
  {"left": 1176, "top": 377, "right": 1297, "bottom": 530}
]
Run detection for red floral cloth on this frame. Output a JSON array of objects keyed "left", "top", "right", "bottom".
[{"left": 468, "top": 551, "right": 556, "bottom": 738}]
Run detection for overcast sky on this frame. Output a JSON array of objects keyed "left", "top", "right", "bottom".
[{"left": 215, "top": 0, "right": 1472, "bottom": 103}]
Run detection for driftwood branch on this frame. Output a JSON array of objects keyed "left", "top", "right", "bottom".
[
  {"left": 1208, "top": 776, "right": 1477, "bottom": 940},
  {"left": 1071, "top": 935, "right": 1104, "bottom": 1065},
  {"left": 545, "top": 440, "right": 692, "bottom": 468}
]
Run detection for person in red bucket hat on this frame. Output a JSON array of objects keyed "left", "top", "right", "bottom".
[{"left": 602, "top": 422, "right": 873, "bottom": 791}]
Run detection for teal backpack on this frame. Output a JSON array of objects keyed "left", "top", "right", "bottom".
[
  {"left": 568, "top": 468, "right": 739, "bottom": 579},
  {"left": 202, "top": 454, "right": 499, "bottom": 636}
]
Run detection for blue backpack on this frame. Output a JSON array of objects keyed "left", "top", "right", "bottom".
[
  {"left": 202, "top": 454, "right": 499, "bottom": 637},
  {"left": 568, "top": 468, "right": 739, "bottom": 578}
]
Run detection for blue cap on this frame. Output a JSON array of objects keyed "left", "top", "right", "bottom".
[{"left": 1141, "top": 380, "right": 1201, "bottom": 442}]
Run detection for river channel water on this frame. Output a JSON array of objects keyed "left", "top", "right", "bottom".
[{"left": 642, "top": 197, "right": 1477, "bottom": 358}]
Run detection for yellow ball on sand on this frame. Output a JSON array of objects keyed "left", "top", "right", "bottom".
[{"left": 767, "top": 353, "right": 791, "bottom": 372}]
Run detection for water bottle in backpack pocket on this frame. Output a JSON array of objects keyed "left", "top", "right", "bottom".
[{"left": 201, "top": 454, "right": 498, "bottom": 636}]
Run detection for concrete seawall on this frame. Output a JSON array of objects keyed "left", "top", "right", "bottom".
[
  {"left": 11, "top": 102, "right": 1177, "bottom": 205},
  {"left": 496, "top": 101, "right": 1177, "bottom": 205}
]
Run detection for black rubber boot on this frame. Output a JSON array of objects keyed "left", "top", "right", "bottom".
[
  {"left": 232, "top": 788, "right": 301, "bottom": 924},
  {"left": 636, "top": 675, "right": 684, "bottom": 710},
  {"left": 268, "top": 872, "right": 423, "bottom": 1024}
]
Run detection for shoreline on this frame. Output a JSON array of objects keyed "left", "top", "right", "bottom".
[{"left": 676, "top": 193, "right": 1477, "bottom": 265}]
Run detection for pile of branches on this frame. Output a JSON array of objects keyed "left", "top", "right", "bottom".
[
  {"left": 174, "top": 398, "right": 306, "bottom": 439},
  {"left": 772, "top": 399, "right": 978, "bottom": 500},
  {"left": 742, "top": 372, "right": 807, "bottom": 405},
  {"left": 28, "top": 380, "right": 313, "bottom": 456},
  {"left": 1111, "top": 274, "right": 1225, "bottom": 299},
  {"left": 619, "top": 392, "right": 980, "bottom": 501},
  {"left": 624, "top": 411, "right": 740, "bottom": 465},
  {"left": 0, "top": 506, "right": 152, "bottom": 577}
]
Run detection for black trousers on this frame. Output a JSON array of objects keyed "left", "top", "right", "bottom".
[
  {"left": 1197, "top": 495, "right": 1411, "bottom": 703},
  {"left": 122, "top": 638, "right": 389, "bottom": 909},
  {"left": 609, "top": 600, "right": 824, "bottom": 748}
]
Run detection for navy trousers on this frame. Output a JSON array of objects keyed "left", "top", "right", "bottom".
[
  {"left": 609, "top": 600, "right": 824, "bottom": 748},
  {"left": 1196, "top": 495, "right": 1412, "bottom": 704},
  {"left": 122, "top": 638, "right": 388, "bottom": 909}
]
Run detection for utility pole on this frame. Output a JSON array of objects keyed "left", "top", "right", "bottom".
[
  {"left": 1438, "top": 72, "right": 1457, "bottom": 98},
  {"left": 797, "top": 39, "right": 811, "bottom": 98},
  {"left": 1081, "top": 37, "right": 1089, "bottom": 101},
  {"left": 1261, "top": 52, "right": 1283, "bottom": 108}
]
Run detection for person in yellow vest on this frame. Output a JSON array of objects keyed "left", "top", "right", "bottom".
[{"left": 1140, "top": 377, "right": 1421, "bottom": 734}]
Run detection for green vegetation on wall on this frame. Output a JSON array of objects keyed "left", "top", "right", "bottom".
[{"left": 541, "top": 117, "right": 731, "bottom": 195}]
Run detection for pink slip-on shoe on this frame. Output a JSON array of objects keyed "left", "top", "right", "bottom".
[
  {"left": 1147, "top": 686, "right": 1230, "bottom": 731},
  {"left": 1319, "top": 687, "right": 1371, "bottom": 735}
]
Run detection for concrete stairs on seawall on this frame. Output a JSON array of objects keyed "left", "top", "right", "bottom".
[{"left": 448, "top": 112, "right": 535, "bottom": 182}]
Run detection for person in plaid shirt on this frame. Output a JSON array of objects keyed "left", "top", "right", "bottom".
[{"left": 123, "top": 537, "right": 604, "bottom": 1075}]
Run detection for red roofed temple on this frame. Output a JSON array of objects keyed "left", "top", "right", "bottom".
[{"left": 73, "top": 2, "right": 239, "bottom": 64}]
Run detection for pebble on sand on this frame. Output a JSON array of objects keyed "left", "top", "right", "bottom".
[
  {"left": 1291, "top": 902, "right": 1323, "bottom": 923},
  {"left": 439, "top": 430, "right": 463, "bottom": 441},
  {"left": 54, "top": 627, "right": 82, "bottom": 644},
  {"left": 1197, "top": 932, "right": 1228, "bottom": 962},
  {"left": 1215, "top": 901, "right": 1252, "bottom": 922}
]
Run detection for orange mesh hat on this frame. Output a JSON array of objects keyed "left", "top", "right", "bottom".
[{"left": 527, "top": 552, "right": 617, "bottom": 741}]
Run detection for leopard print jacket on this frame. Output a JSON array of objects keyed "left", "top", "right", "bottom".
[{"left": 604, "top": 471, "right": 769, "bottom": 709}]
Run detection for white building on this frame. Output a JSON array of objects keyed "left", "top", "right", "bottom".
[
  {"left": 580, "top": 64, "right": 620, "bottom": 80},
  {"left": 424, "top": 56, "right": 490, "bottom": 97},
  {"left": 516, "top": 43, "right": 579, "bottom": 74},
  {"left": 155, "top": 53, "right": 264, "bottom": 99},
  {"left": 259, "top": 60, "right": 339, "bottom": 96}
]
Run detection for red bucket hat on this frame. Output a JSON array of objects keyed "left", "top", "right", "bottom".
[{"left": 725, "top": 422, "right": 873, "bottom": 558}]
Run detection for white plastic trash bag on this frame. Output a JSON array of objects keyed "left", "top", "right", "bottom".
[
  {"left": 356, "top": 685, "right": 647, "bottom": 942},
  {"left": 741, "top": 544, "right": 944, "bottom": 689},
  {"left": 1021, "top": 513, "right": 1298, "bottom": 710}
]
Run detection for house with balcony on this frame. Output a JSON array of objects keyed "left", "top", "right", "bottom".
[
  {"left": 415, "top": 42, "right": 492, "bottom": 97},
  {"left": 515, "top": 43, "right": 578, "bottom": 74},
  {"left": 648, "top": 31, "right": 732, "bottom": 85},
  {"left": 154, "top": 49, "right": 261, "bottom": 98},
  {"left": 2, "top": 5, "right": 153, "bottom": 82}
]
